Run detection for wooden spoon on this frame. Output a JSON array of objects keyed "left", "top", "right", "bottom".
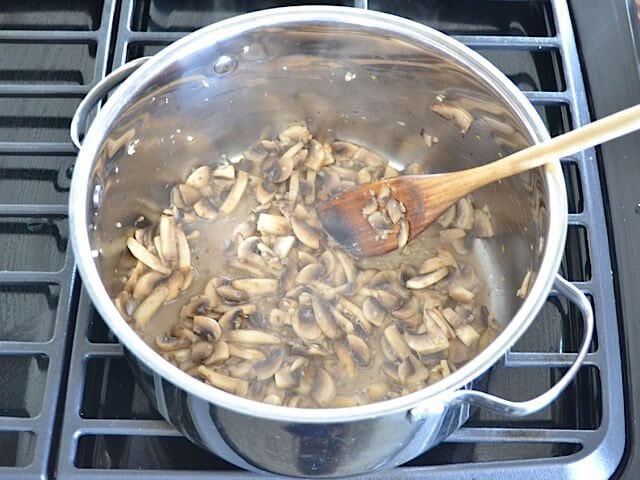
[{"left": 317, "top": 104, "right": 640, "bottom": 257}]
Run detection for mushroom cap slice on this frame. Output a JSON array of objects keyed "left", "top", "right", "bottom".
[
  {"left": 310, "top": 368, "right": 336, "bottom": 407},
  {"left": 254, "top": 348, "right": 285, "bottom": 380}
]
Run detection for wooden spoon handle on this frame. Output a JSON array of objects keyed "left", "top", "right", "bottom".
[{"left": 451, "top": 104, "right": 640, "bottom": 192}]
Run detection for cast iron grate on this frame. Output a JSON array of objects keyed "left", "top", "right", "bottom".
[{"left": 47, "top": 0, "right": 623, "bottom": 478}]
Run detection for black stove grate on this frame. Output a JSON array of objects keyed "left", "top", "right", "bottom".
[{"left": 0, "top": 1, "right": 625, "bottom": 479}]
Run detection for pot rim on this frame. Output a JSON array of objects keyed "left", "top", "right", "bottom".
[{"left": 70, "top": 5, "right": 568, "bottom": 423}]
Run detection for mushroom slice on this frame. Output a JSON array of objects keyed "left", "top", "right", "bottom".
[
  {"left": 311, "top": 297, "right": 338, "bottom": 339},
  {"left": 332, "top": 140, "right": 359, "bottom": 162},
  {"left": 437, "top": 204, "right": 456, "bottom": 228},
  {"left": 305, "top": 139, "right": 326, "bottom": 171},
  {"left": 330, "top": 306, "right": 355, "bottom": 334},
  {"left": 442, "top": 307, "right": 465, "bottom": 328},
  {"left": 165, "top": 270, "right": 185, "bottom": 302},
  {"left": 191, "top": 341, "right": 214, "bottom": 363},
  {"left": 212, "top": 164, "right": 235, "bottom": 180},
  {"left": 244, "top": 139, "right": 278, "bottom": 162},
  {"left": 431, "top": 103, "right": 474, "bottom": 134},
  {"left": 398, "top": 355, "right": 430, "bottom": 384},
  {"left": 217, "top": 307, "right": 243, "bottom": 330},
  {"left": 272, "top": 142, "right": 303, "bottom": 183},
  {"left": 406, "top": 268, "right": 449, "bottom": 289},
  {"left": 361, "top": 197, "right": 378, "bottom": 216},
  {"left": 193, "top": 197, "right": 218, "bottom": 221},
  {"left": 439, "top": 227, "right": 466, "bottom": 243},
  {"left": 311, "top": 368, "right": 336, "bottom": 407},
  {"left": 197, "top": 366, "right": 249, "bottom": 396},
  {"left": 186, "top": 165, "right": 211, "bottom": 188},
  {"left": 257, "top": 213, "right": 289, "bottom": 236},
  {"left": 454, "top": 197, "right": 474, "bottom": 230},
  {"left": 226, "top": 329, "right": 281, "bottom": 345},
  {"left": 216, "top": 285, "right": 249, "bottom": 303},
  {"left": 383, "top": 325, "right": 412, "bottom": 360},
  {"left": 356, "top": 168, "right": 372, "bottom": 184},
  {"left": 159, "top": 212, "right": 178, "bottom": 266},
  {"left": 292, "top": 305, "right": 322, "bottom": 341},
  {"left": 455, "top": 324, "right": 480, "bottom": 347},
  {"left": 219, "top": 170, "right": 249, "bottom": 215},
  {"left": 192, "top": 315, "right": 222, "bottom": 340},
  {"left": 296, "top": 263, "right": 325, "bottom": 285},
  {"left": 256, "top": 178, "right": 277, "bottom": 205},
  {"left": 173, "top": 183, "right": 202, "bottom": 207},
  {"left": 404, "top": 331, "right": 449, "bottom": 355},
  {"left": 338, "top": 297, "right": 372, "bottom": 334},
  {"left": 254, "top": 348, "right": 285, "bottom": 380},
  {"left": 335, "top": 250, "right": 357, "bottom": 286},
  {"left": 347, "top": 334, "right": 371, "bottom": 366},
  {"left": 132, "top": 271, "right": 164, "bottom": 300},
  {"left": 449, "top": 285, "right": 475, "bottom": 303},
  {"left": 392, "top": 296, "right": 419, "bottom": 321},
  {"left": 231, "top": 278, "right": 278, "bottom": 296},
  {"left": 273, "top": 235, "right": 296, "bottom": 259},
  {"left": 397, "top": 220, "right": 409, "bottom": 249},
  {"left": 278, "top": 124, "right": 311, "bottom": 146},
  {"left": 204, "top": 341, "right": 230, "bottom": 365},
  {"left": 155, "top": 334, "right": 190, "bottom": 352},
  {"left": 332, "top": 396, "right": 359, "bottom": 408},
  {"left": 419, "top": 247, "right": 456, "bottom": 274},
  {"left": 363, "top": 382, "right": 389, "bottom": 402},
  {"left": 362, "top": 296, "right": 387, "bottom": 326},
  {"left": 228, "top": 344, "right": 265, "bottom": 361},
  {"left": 383, "top": 165, "right": 399, "bottom": 178},
  {"left": 334, "top": 342, "right": 356, "bottom": 379},
  {"left": 175, "top": 225, "right": 191, "bottom": 273},
  {"left": 474, "top": 205, "right": 495, "bottom": 238},
  {"left": 290, "top": 216, "right": 321, "bottom": 249},
  {"left": 377, "top": 290, "right": 403, "bottom": 311},
  {"left": 133, "top": 285, "right": 169, "bottom": 328},
  {"left": 381, "top": 362, "right": 400, "bottom": 383},
  {"left": 319, "top": 251, "right": 336, "bottom": 276},
  {"left": 181, "top": 295, "right": 213, "bottom": 318},
  {"left": 227, "top": 361, "right": 255, "bottom": 379},
  {"left": 386, "top": 199, "right": 404, "bottom": 224},
  {"left": 126, "top": 237, "right": 171, "bottom": 275}
]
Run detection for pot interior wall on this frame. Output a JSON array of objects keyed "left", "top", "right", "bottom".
[{"left": 88, "top": 20, "right": 547, "bottom": 333}]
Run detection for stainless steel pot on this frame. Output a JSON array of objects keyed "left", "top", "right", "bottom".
[{"left": 69, "top": 6, "right": 593, "bottom": 477}]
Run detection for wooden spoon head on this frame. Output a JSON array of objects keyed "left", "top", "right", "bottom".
[{"left": 316, "top": 176, "right": 453, "bottom": 257}]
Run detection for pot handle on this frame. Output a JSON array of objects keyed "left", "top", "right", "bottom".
[
  {"left": 70, "top": 56, "right": 151, "bottom": 150},
  {"left": 409, "top": 274, "right": 594, "bottom": 422}
]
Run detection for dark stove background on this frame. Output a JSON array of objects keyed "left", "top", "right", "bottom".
[{"left": 0, "top": 1, "right": 633, "bottom": 478}]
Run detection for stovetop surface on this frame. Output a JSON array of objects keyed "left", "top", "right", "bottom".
[{"left": 0, "top": 0, "right": 637, "bottom": 478}]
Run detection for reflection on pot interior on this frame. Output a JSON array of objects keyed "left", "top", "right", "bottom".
[{"left": 112, "top": 123, "right": 501, "bottom": 408}]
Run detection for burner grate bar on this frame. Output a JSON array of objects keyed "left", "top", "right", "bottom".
[
  {"left": 0, "top": 342, "right": 55, "bottom": 355},
  {"left": 76, "top": 420, "right": 178, "bottom": 436},
  {"left": 503, "top": 351, "right": 588, "bottom": 367},
  {"left": 0, "top": 271, "right": 64, "bottom": 283},
  {"left": 523, "top": 91, "right": 570, "bottom": 104},
  {"left": 453, "top": 35, "right": 559, "bottom": 49},
  {"left": 0, "top": 204, "right": 68, "bottom": 216},
  {"left": 82, "top": 344, "right": 124, "bottom": 356},
  {"left": 0, "top": 85, "right": 90, "bottom": 97},
  {"left": 0, "top": 141, "right": 75, "bottom": 154},
  {"left": 0, "top": 31, "right": 99, "bottom": 42},
  {"left": 449, "top": 427, "right": 591, "bottom": 444}
]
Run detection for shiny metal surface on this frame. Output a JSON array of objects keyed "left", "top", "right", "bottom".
[{"left": 69, "top": 6, "right": 590, "bottom": 476}]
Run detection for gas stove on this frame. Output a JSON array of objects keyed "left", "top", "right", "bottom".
[{"left": 0, "top": 0, "right": 637, "bottom": 478}]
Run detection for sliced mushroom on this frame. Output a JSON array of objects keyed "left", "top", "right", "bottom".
[
  {"left": 338, "top": 297, "right": 372, "bottom": 334},
  {"left": 310, "top": 368, "right": 336, "bottom": 407},
  {"left": 159, "top": 213, "right": 178, "bottom": 266},
  {"left": 419, "top": 247, "right": 456, "bottom": 274},
  {"left": 133, "top": 285, "right": 169, "bottom": 328},
  {"left": 165, "top": 270, "right": 185, "bottom": 302},
  {"left": 363, "top": 382, "right": 389, "bottom": 402},
  {"left": 155, "top": 334, "right": 191, "bottom": 352},
  {"left": 449, "top": 285, "right": 475, "bottom": 303},
  {"left": 437, "top": 204, "right": 456, "bottom": 228},
  {"left": 212, "top": 164, "right": 235, "bottom": 180},
  {"left": 404, "top": 331, "right": 449, "bottom": 355},
  {"left": 290, "top": 216, "right": 320, "bottom": 249},
  {"left": 279, "top": 124, "right": 311, "bottom": 146},
  {"left": 190, "top": 341, "right": 214, "bottom": 363},
  {"left": 442, "top": 307, "right": 464, "bottom": 328},
  {"left": 380, "top": 362, "right": 400, "bottom": 383},
  {"left": 474, "top": 205, "right": 495, "bottom": 238},
  {"left": 346, "top": 334, "right": 371, "bottom": 366},
  {"left": 231, "top": 278, "right": 278, "bottom": 296},
  {"left": 454, "top": 197, "right": 474, "bottom": 230},
  {"left": 216, "top": 285, "right": 249, "bottom": 303},
  {"left": 228, "top": 344, "right": 266, "bottom": 362},
  {"left": 439, "top": 228, "right": 466, "bottom": 243},
  {"left": 361, "top": 197, "right": 378, "bottom": 216},
  {"left": 392, "top": 296, "right": 419, "bottom": 321},
  {"left": 334, "top": 342, "right": 356, "bottom": 379},
  {"left": 174, "top": 225, "right": 191, "bottom": 273},
  {"left": 126, "top": 237, "right": 171, "bottom": 275},
  {"left": 311, "top": 297, "right": 338, "bottom": 339},
  {"left": 244, "top": 139, "right": 279, "bottom": 162},
  {"left": 132, "top": 271, "right": 164, "bottom": 300},
  {"left": 383, "top": 325, "right": 412, "bottom": 360},
  {"left": 173, "top": 183, "right": 202, "bottom": 207},
  {"left": 226, "top": 329, "right": 281, "bottom": 345},
  {"left": 219, "top": 170, "right": 249, "bottom": 215},
  {"left": 455, "top": 324, "right": 480, "bottom": 347},
  {"left": 217, "top": 307, "right": 243, "bottom": 330},
  {"left": 362, "top": 296, "right": 387, "bottom": 326},
  {"left": 257, "top": 213, "right": 289, "bottom": 236},
  {"left": 192, "top": 315, "right": 222, "bottom": 340},
  {"left": 292, "top": 305, "right": 323, "bottom": 341},
  {"left": 204, "top": 341, "right": 230, "bottom": 365},
  {"left": 186, "top": 165, "right": 211, "bottom": 188},
  {"left": 398, "top": 355, "right": 430, "bottom": 384},
  {"left": 406, "top": 268, "right": 449, "bottom": 289},
  {"left": 197, "top": 366, "right": 249, "bottom": 396},
  {"left": 193, "top": 197, "right": 218, "bottom": 220},
  {"left": 269, "top": 142, "right": 303, "bottom": 183},
  {"left": 254, "top": 348, "right": 285, "bottom": 380},
  {"left": 296, "top": 263, "right": 325, "bottom": 285}
]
